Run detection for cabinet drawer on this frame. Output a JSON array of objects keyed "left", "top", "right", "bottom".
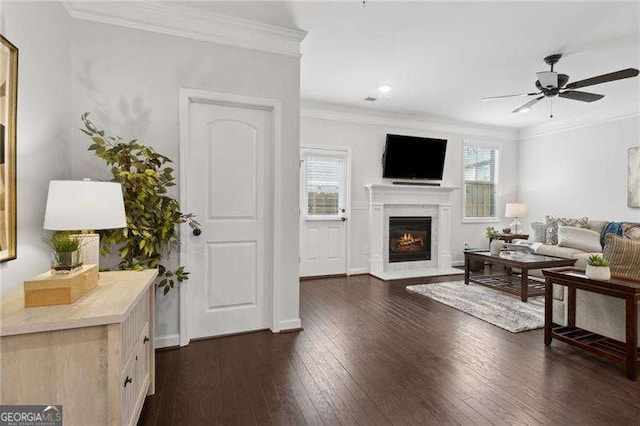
[
  {"left": 122, "top": 322, "right": 150, "bottom": 426},
  {"left": 121, "top": 289, "right": 150, "bottom": 365}
]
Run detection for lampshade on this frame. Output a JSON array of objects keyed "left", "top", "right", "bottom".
[
  {"left": 505, "top": 203, "right": 528, "bottom": 218},
  {"left": 44, "top": 180, "right": 127, "bottom": 230}
]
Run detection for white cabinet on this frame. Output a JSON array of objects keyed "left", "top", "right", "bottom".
[{"left": 1, "top": 270, "right": 157, "bottom": 425}]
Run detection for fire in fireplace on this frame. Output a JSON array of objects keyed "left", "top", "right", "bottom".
[{"left": 389, "top": 217, "right": 432, "bottom": 263}]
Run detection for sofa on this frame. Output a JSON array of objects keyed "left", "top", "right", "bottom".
[
  {"left": 524, "top": 218, "right": 640, "bottom": 343},
  {"left": 529, "top": 219, "right": 608, "bottom": 268}
]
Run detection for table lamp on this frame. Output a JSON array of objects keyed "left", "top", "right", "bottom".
[
  {"left": 43, "top": 180, "right": 127, "bottom": 266},
  {"left": 505, "top": 203, "right": 528, "bottom": 234}
]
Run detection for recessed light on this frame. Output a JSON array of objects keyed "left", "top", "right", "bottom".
[{"left": 378, "top": 85, "right": 391, "bottom": 93}]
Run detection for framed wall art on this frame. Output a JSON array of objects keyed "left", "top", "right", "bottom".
[
  {"left": 0, "top": 34, "right": 18, "bottom": 263},
  {"left": 629, "top": 147, "right": 640, "bottom": 208}
]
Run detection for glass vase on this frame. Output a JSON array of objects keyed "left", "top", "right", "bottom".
[{"left": 51, "top": 250, "right": 82, "bottom": 275}]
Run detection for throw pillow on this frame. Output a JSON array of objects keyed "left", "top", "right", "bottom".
[
  {"left": 545, "top": 216, "right": 588, "bottom": 245},
  {"left": 622, "top": 223, "right": 640, "bottom": 240},
  {"left": 557, "top": 226, "right": 602, "bottom": 253},
  {"left": 531, "top": 222, "right": 547, "bottom": 243},
  {"left": 603, "top": 234, "right": 640, "bottom": 280}
]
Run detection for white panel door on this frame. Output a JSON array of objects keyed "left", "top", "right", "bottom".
[
  {"left": 188, "top": 101, "right": 271, "bottom": 339},
  {"left": 299, "top": 148, "right": 349, "bottom": 277}
]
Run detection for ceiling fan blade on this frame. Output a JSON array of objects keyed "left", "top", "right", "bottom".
[
  {"left": 565, "top": 68, "right": 639, "bottom": 89},
  {"left": 559, "top": 90, "right": 604, "bottom": 102},
  {"left": 512, "top": 96, "right": 544, "bottom": 113},
  {"left": 481, "top": 92, "right": 540, "bottom": 101}
]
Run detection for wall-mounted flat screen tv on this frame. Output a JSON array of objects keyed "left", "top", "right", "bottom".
[{"left": 382, "top": 134, "right": 447, "bottom": 180}]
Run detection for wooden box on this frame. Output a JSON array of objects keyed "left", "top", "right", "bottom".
[{"left": 23, "top": 264, "right": 99, "bottom": 307}]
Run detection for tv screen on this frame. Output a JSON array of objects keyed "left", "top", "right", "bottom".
[{"left": 382, "top": 134, "right": 447, "bottom": 180}]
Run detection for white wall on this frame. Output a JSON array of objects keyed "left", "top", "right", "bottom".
[
  {"left": 70, "top": 19, "right": 301, "bottom": 344},
  {"left": 519, "top": 115, "right": 640, "bottom": 229},
  {"left": 0, "top": 1, "right": 71, "bottom": 292},
  {"left": 300, "top": 107, "right": 519, "bottom": 271}
]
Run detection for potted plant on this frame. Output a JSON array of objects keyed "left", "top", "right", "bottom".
[
  {"left": 486, "top": 226, "right": 505, "bottom": 255},
  {"left": 586, "top": 254, "right": 611, "bottom": 281},
  {"left": 485, "top": 226, "right": 499, "bottom": 239},
  {"left": 43, "top": 232, "right": 83, "bottom": 274},
  {"left": 80, "top": 113, "right": 200, "bottom": 295}
]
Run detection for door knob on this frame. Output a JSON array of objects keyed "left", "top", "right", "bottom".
[
  {"left": 341, "top": 217, "right": 347, "bottom": 222},
  {"left": 193, "top": 228, "right": 202, "bottom": 236},
  {"left": 341, "top": 208, "right": 346, "bottom": 213}
]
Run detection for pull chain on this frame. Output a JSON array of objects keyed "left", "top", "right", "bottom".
[{"left": 550, "top": 97, "right": 554, "bottom": 118}]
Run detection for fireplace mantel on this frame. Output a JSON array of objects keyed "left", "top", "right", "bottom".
[
  {"left": 366, "top": 184, "right": 458, "bottom": 205},
  {"left": 366, "top": 184, "right": 461, "bottom": 280}
]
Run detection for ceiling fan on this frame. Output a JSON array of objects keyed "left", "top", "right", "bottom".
[{"left": 482, "top": 54, "right": 639, "bottom": 115}]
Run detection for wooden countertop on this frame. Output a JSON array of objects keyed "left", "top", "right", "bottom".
[{"left": 1, "top": 269, "right": 158, "bottom": 337}]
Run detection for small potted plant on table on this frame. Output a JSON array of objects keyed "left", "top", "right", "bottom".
[
  {"left": 586, "top": 254, "right": 611, "bottom": 281},
  {"left": 486, "top": 226, "right": 504, "bottom": 255},
  {"left": 43, "top": 232, "right": 83, "bottom": 274}
]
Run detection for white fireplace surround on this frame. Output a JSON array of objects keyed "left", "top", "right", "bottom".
[{"left": 366, "top": 184, "right": 461, "bottom": 280}]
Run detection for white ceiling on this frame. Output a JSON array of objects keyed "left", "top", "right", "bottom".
[{"left": 180, "top": 1, "right": 640, "bottom": 129}]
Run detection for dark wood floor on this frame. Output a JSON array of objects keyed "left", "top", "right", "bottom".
[{"left": 139, "top": 274, "right": 640, "bottom": 425}]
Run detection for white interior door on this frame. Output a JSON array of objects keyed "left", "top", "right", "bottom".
[
  {"left": 187, "top": 101, "right": 272, "bottom": 339},
  {"left": 299, "top": 147, "right": 349, "bottom": 277}
]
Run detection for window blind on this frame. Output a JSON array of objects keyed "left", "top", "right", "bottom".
[{"left": 305, "top": 156, "right": 343, "bottom": 215}]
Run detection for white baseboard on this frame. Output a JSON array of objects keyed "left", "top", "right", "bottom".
[
  {"left": 155, "top": 333, "right": 180, "bottom": 349},
  {"left": 451, "top": 260, "right": 465, "bottom": 267},
  {"left": 349, "top": 267, "right": 369, "bottom": 275},
  {"left": 278, "top": 318, "right": 302, "bottom": 332}
]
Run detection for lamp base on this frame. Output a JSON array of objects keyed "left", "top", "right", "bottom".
[
  {"left": 72, "top": 233, "right": 100, "bottom": 267},
  {"left": 509, "top": 218, "right": 522, "bottom": 234}
]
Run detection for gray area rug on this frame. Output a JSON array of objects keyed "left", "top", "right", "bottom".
[{"left": 406, "top": 281, "right": 544, "bottom": 333}]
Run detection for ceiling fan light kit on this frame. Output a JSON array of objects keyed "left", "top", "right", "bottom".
[
  {"left": 536, "top": 71, "right": 558, "bottom": 89},
  {"left": 483, "top": 53, "right": 639, "bottom": 117}
]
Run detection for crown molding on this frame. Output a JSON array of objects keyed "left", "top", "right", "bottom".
[
  {"left": 61, "top": 1, "right": 306, "bottom": 58},
  {"left": 518, "top": 110, "right": 640, "bottom": 140},
  {"left": 300, "top": 101, "right": 519, "bottom": 141}
]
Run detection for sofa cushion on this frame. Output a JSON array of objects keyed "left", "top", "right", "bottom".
[
  {"left": 603, "top": 234, "right": 640, "bottom": 280},
  {"left": 622, "top": 223, "right": 640, "bottom": 240},
  {"left": 535, "top": 244, "right": 583, "bottom": 259},
  {"left": 557, "top": 226, "right": 602, "bottom": 253},
  {"left": 531, "top": 222, "right": 547, "bottom": 243},
  {"left": 587, "top": 220, "right": 609, "bottom": 234},
  {"left": 552, "top": 284, "right": 565, "bottom": 301},
  {"left": 545, "top": 216, "right": 588, "bottom": 245}
]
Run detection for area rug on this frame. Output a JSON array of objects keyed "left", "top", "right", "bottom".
[{"left": 406, "top": 281, "right": 544, "bottom": 333}]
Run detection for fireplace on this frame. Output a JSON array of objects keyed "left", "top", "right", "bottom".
[{"left": 389, "top": 216, "right": 432, "bottom": 263}]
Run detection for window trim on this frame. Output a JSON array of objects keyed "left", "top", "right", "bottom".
[{"left": 462, "top": 139, "right": 502, "bottom": 224}]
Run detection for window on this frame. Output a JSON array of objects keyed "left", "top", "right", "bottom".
[
  {"left": 463, "top": 142, "right": 499, "bottom": 221},
  {"left": 304, "top": 154, "right": 344, "bottom": 216}
]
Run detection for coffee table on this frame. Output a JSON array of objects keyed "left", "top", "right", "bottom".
[{"left": 464, "top": 251, "right": 576, "bottom": 302}]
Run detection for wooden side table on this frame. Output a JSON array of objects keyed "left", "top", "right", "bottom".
[
  {"left": 489, "top": 233, "right": 529, "bottom": 243},
  {"left": 543, "top": 267, "right": 640, "bottom": 380}
]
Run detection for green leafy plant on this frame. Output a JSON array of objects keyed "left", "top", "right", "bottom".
[
  {"left": 80, "top": 113, "right": 200, "bottom": 295},
  {"left": 42, "top": 232, "right": 84, "bottom": 270},
  {"left": 588, "top": 254, "right": 610, "bottom": 267},
  {"left": 485, "top": 226, "right": 499, "bottom": 239},
  {"left": 42, "top": 232, "right": 82, "bottom": 253}
]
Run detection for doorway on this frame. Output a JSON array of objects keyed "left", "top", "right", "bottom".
[{"left": 299, "top": 145, "right": 351, "bottom": 277}]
